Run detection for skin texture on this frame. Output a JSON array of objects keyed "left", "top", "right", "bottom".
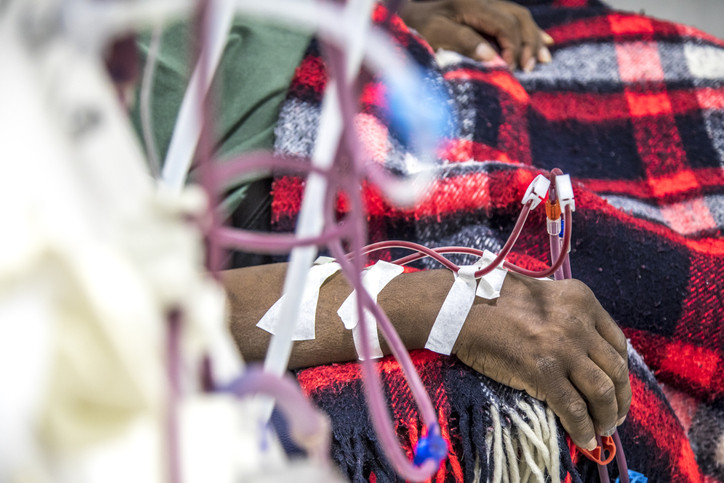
[
  {"left": 397, "top": 0, "right": 554, "bottom": 71},
  {"left": 224, "top": 263, "right": 631, "bottom": 451}
]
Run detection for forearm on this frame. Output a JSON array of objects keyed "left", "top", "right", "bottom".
[
  {"left": 222, "top": 262, "right": 631, "bottom": 450},
  {"left": 222, "top": 263, "right": 454, "bottom": 369}
]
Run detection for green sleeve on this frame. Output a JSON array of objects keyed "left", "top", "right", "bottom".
[{"left": 130, "top": 16, "right": 312, "bottom": 214}]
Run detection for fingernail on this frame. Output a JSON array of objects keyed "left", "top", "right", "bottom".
[
  {"left": 524, "top": 57, "right": 536, "bottom": 72},
  {"left": 538, "top": 46, "right": 552, "bottom": 63},
  {"left": 601, "top": 427, "right": 616, "bottom": 437},
  {"left": 584, "top": 438, "right": 597, "bottom": 451},
  {"left": 475, "top": 43, "right": 496, "bottom": 61},
  {"left": 616, "top": 416, "right": 626, "bottom": 426},
  {"left": 542, "top": 32, "right": 555, "bottom": 45}
]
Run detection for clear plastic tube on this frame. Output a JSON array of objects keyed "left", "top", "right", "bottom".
[
  {"left": 161, "top": 0, "right": 236, "bottom": 192},
  {"left": 325, "top": 189, "right": 440, "bottom": 481},
  {"left": 319, "top": 51, "right": 441, "bottom": 479},
  {"left": 139, "top": 24, "right": 163, "bottom": 178},
  {"left": 356, "top": 205, "right": 571, "bottom": 280},
  {"left": 213, "top": 224, "right": 351, "bottom": 254}
]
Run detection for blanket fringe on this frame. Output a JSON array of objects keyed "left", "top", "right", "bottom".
[{"left": 481, "top": 402, "right": 561, "bottom": 483}]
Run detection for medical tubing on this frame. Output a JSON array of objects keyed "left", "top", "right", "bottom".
[
  {"left": 224, "top": 367, "right": 330, "bottom": 463},
  {"left": 357, "top": 206, "right": 571, "bottom": 280},
  {"left": 161, "top": 0, "right": 235, "bottom": 192},
  {"left": 330, "top": 156, "right": 441, "bottom": 472},
  {"left": 562, "top": 254, "right": 573, "bottom": 279},
  {"left": 595, "top": 436, "right": 612, "bottom": 483},
  {"left": 324, "top": 98, "right": 440, "bottom": 478},
  {"left": 331, "top": 236, "right": 436, "bottom": 423},
  {"left": 359, "top": 240, "right": 462, "bottom": 272},
  {"left": 260, "top": 90, "right": 343, "bottom": 383},
  {"left": 547, "top": 171, "right": 565, "bottom": 280},
  {"left": 360, "top": 201, "right": 532, "bottom": 278},
  {"left": 166, "top": 310, "right": 182, "bottom": 483},
  {"left": 504, "top": 207, "right": 572, "bottom": 278},
  {"left": 392, "top": 246, "right": 484, "bottom": 266},
  {"left": 259, "top": 0, "right": 379, "bottom": 382},
  {"left": 551, "top": 196, "right": 629, "bottom": 483},
  {"left": 473, "top": 202, "right": 530, "bottom": 278},
  {"left": 549, "top": 233, "right": 564, "bottom": 280},
  {"left": 210, "top": 152, "right": 334, "bottom": 192},
  {"left": 382, "top": 197, "right": 533, "bottom": 272},
  {"left": 194, "top": 0, "right": 224, "bottom": 276},
  {"left": 327, "top": 230, "right": 440, "bottom": 481},
  {"left": 140, "top": 24, "right": 162, "bottom": 178},
  {"left": 213, "top": 223, "right": 351, "bottom": 254},
  {"left": 613, "top": 431, "right": 630, "bottom": 483}
]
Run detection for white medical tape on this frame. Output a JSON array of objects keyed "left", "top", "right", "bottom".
[
  {"left": 337, "top": 260, "right": 404, "bottom": 360},
  {"left": 424, "top": 264, "right": 479, "bottom": 355},
  {"left": 256, "top": 256, "right": 340, "bottom": 340},
  {"left": 475, "top": 249, "right": 509, "bottom": 300}
]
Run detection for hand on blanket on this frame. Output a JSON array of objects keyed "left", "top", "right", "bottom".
[
  {"left": 398, "top": 0, "right": 553, "bottom": 71},
  {"left": 452, "top": 273, "right": 631, "bottom": 451}
]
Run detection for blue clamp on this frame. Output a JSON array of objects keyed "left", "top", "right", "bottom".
[
  {"left": 616, "top": 470, "right": 648, "bottom": 483},
  {"left": 413, "top": 430, "right": 448, "bottom": 467}
]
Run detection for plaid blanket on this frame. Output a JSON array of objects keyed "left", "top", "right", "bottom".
[{"left": 271, "top": 0, "right": 724, "bottom": 480}]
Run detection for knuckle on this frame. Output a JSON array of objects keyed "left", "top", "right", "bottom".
[
  {"left": 592, "top": 379, "right": 616, "bottom": 404},
  {"left": 612, "top": 328, "right": 629, "bottom": 357},
  {"left": 514, "top": 5, "right": 534, "bottom": 23},
  {"left": 566, "top": 278, "right": 594, "bottom": 301},
  {"left": 565, "top": 399, "right": 590, "bottom": 426},
  {"left": 611, "top": 358, "right": 630, "bottom": 384},
  {"left": 535, "top": 355, "right": 559, "bottom": 378}
]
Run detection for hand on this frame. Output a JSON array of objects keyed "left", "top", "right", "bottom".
[
  {"left": 452, "top": 273, "right": 631, "bottom": 450},
  {"left": 398, "top": 0, "right": 553, "bottom": 71}
]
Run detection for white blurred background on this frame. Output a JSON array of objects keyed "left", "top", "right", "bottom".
[{"left": 605, "top": 0, "right": 724, "bottom": 39}]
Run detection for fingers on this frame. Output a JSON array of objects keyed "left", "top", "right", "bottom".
[
  {"left": 398, "top": 0, "right": 554, "bottom": 70},
  {"left": 511, "top": 6, "right": 541, "bottom": 72},
  {"left": 458, "top": 0, "right": 552, "bottom": 71},
  {"left": 589, "top": 334, "right": 632, "bottom": 424},
  {"left": 570, "top": 358, "right": 619, "bottom": 437},
  {"left": 595, "top": 311, "right": 629, "bottom": 364},
  {"left": 432, "top": 15, "right": 499, "bottom": 62},
  {"left": 460, "top": 5, "right": 521, "bottom": 68},
  {"left": 538, "top": 364, "right": 597, "bottom": 450}
]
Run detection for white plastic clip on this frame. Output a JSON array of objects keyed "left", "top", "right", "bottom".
[
  {"left": 555, "top": 174, "right": 576, "bottom": 212},
  {"left": 522, "top": 174, "right": 551, "bottom": 209}
]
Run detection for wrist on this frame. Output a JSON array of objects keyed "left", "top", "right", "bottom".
[{"left": 377, "top": 268, "right": 455, "bottom": 351}]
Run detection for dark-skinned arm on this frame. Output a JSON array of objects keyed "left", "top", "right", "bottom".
[{"left": 222, "top": 263, "right": 631, "bottom": 451}]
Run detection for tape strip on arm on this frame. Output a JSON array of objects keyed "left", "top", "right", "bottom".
[
  {"left": 424, "top": 264, "right": 478, "bottom": 355},
  {"left": 425, "top": 250, "right": 508, "bottom": 355},
  {"left": 337, "top": 260, "right": 404, "bottom": 360},
  {"left": 256, "top": 256, "right": 340, "bottom": 340},
  {"left": 476, "top": 249, "right": 508, "bottom": 300}
]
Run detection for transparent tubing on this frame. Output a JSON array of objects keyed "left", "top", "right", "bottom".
[
  {"left": 356, "top": 206, "right": 572, "bottom": 280},
  {"left": 319, "top": 45, "right": 441, "bottom": 481},
  {"left": 260, "top": 0, "right": 377, "bottom": 402},
  {"left": 160, "top": 0, "right": 236, "bottom": 192},
  {"left": 547, "top": 172, "right": 565, "bottom": 281},
  {"left": 544, "top": 173, "right": 629, "bottom": 483}
]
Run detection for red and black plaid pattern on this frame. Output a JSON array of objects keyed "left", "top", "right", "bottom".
[
  {"left": 271, "top": 1, "right": 724, "bottom": 480},
  {"left": 296, "top": 348, "right": 701, "bottom": 482}
]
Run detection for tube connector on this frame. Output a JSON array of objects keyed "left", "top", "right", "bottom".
[
  {"left": 522, "top": 174, "right": 551, "bottom": 209},
  {"left": 413, "top": 429, "right": 448, "bottom": 468},
  {"left": 547, "top": 218, "right": 561, "bottom": 236},
  {"left": 545, "top": 199, "right": 561, "bottom": 235},
  {"left": 555, "top": 174, "right": 576, "bottom": 212}
]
